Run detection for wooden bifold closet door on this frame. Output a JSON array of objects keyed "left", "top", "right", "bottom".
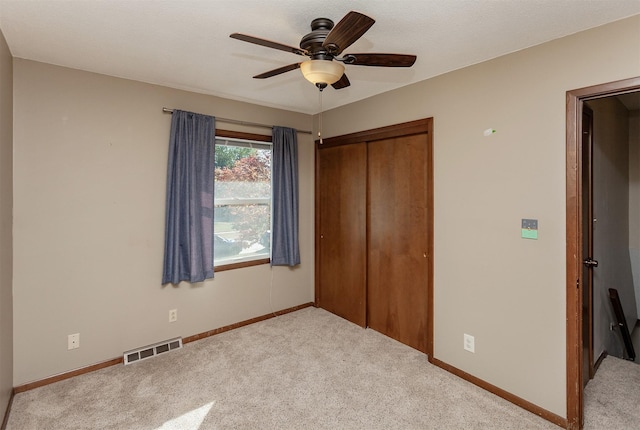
[
  {"left": 317, "top": 143, "right": 367, "bottom": 327},
  {"left": 315, "top": 119, "right": 433, "bottom": 355},
  {"left": 367, "top": 134, "right": 430, "bottom": 353}
]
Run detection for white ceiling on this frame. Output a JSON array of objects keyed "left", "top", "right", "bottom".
[{"left": 1, "top": 0, "right": 639, "bottom": 115}]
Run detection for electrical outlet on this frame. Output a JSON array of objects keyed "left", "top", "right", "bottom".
[
  {"left": 463, "top": 333, "right": 475, "bottom": 353},
  {"left": 68, "top": 333, "right": 80, "bottom": 350},
  {"left": 169, "top": 309, "right": 178, "bottom": 323}
]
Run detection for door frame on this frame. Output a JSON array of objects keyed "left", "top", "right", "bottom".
[{"left": 565, "top": 76, "right": 640, "bottom": 430}]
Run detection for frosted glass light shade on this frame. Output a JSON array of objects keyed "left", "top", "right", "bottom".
[{"left": 300, "top": 60, "right": 345, "bottom": 85}]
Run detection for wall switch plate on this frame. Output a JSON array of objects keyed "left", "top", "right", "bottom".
[
  {"left": 169, "top": 309, "right": 177, "bottom": 323},
  {"left": 68, "top": 333, "right": 80, "bottom": 350},
  {"left": 464, "top": 333, "right": 475, "bottom": 353}
]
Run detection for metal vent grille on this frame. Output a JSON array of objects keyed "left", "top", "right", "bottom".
[{"left": 123, "top": 337, "right": 182, "bottom": 365}]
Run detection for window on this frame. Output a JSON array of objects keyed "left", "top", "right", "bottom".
[{"left": 214, "top": 133, "right": 271, "bottom": 267}]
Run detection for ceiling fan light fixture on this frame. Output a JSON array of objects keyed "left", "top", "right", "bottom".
[{"left": 300, "top": 60, "right": 345, "bottom": 86}]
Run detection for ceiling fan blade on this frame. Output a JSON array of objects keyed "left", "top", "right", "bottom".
[
  {"left": 331, "top": 73, "right": 351, "bottom": 90},
  {"left": 253, "top": 63, "right": 301, "bottom": 79},
  {"left": 342, "top": 53, "right": 417, "bottom": 67},
  {"left": 323, "top": 11, "right": 375, "bottom": 55},
  {"left": 230, "top": 33, "right": 308, "bottom": 56}
]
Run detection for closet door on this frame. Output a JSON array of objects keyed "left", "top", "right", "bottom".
[
  {"left": 317, "top": 143, "right": 367, "bottom": 327},
  {"left": 367, "top": 134, "right": 430, "bottom": 353}
]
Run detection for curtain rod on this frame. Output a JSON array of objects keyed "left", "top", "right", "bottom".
[{"left": 162, "top": 108, "right": 312, "bottom": 135}]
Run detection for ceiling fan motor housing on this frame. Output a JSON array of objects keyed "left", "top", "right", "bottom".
[{"left": 300, "top": 18, "right": 336, "bottom": 60}]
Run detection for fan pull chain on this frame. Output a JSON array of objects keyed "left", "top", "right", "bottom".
[{"left": 318, "top": 88, "right": 323, "bottom": 145}]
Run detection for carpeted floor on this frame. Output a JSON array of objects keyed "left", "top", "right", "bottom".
[
  {"left": 583, "top": 353, "right": 640, "bottom": 429},
  {"left": 5, "top": 308, "right": 638, "bottom": 429}
]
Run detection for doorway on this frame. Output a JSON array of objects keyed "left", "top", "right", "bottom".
[
  {"left": 566, "top": 77, "right": 640, "bottom": 429},
  {"left": 581, "top": 104, "right": 594, "bottom": 389}
]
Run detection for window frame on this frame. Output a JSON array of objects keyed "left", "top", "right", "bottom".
[{"left": 214, "top": 129, "right": 272, "bottom": 272}]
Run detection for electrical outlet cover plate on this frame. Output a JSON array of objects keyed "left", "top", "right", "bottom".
[
  {"left": 169, "top": 309, "right": 177, "bottom": 322},
  {"left": 463, "top": 333, "right": 475, "bottom": 353},
  {"left": 68, "top": 333, "right": 80, "bottom": 350}
]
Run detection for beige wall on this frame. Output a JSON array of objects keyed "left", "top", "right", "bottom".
[
  {"left": 318, "top": 16, "right": 640, "bottom": 418},
  {"left": 12, "top": 59, "right": 315, "bottom": 386},
  {"left": 588, "top": 97, "right": 636, "bottom": 359},
  {"left": 0, "top": 28, "right": 13, "bottom": 418}
]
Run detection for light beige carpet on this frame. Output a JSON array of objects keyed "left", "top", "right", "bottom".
[
  {"left": 583, "top": 353, "right": 640, "bottom": 429},
  {"left": 5, "top": 307, "right": 629, "bottom": 430}
]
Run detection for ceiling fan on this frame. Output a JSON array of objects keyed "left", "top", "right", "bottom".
[{"left": 230, "top": 11, "right": 417, "bottom": 91}]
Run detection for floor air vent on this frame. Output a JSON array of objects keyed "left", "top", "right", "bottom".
[{"left": 123, "top": 337, "right": 182, "bottom": 365}]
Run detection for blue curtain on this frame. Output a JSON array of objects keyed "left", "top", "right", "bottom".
[
  {"left": 271, "top": 126, "right": 300, "bottom": 266},
  {"left": 162, "top": 110, "right": 216, "bottom": 284}
]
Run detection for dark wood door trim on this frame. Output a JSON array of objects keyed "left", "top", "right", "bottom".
[
  {"left": 566, "top": 76, "right": 640, "bottom": 430},
  {"left": 316, "top": 118, "right": 431, "bottom": 147}
]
